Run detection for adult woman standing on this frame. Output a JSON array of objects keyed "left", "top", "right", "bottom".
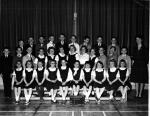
[{"left": 131, "top": 36, "right": 148, "bottom": 98}]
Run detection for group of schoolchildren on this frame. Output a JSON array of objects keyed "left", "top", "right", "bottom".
[{"left": 2, "top": 34, "right": 132, "bottom": 105}]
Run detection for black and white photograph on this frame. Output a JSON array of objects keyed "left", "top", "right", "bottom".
[{"left": 0, "top": 0, "right": 149, "bottom": 116}]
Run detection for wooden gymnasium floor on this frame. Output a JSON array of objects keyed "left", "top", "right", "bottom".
[{"left": 0, "top": 90, "right": 148, "bottom": 116}]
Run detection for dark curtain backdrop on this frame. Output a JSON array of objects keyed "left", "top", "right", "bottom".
[
  {"left": 0, "top": 0, "right": 149, "bottom": 55},
  {"left": 77, "top": 0, "right": 149, "bottom": 55}
]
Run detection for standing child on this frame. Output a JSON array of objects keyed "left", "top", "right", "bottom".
[
  {"left": 12, "top": 61, "right": 24, "bottom": 104},
  {"left": 35, "top": 61, "right": 46, "bottom": 101},
  {"left": 57, "top": 59, "right": 73, "bottom": 104},
  {"left": 55, "top": 47, "right": 67, "bottom": 68},
  {"left": 71, "top": 60, "right": 84, "bottom": 96},
  {"left": 82, "top": 61, "right": 93, "bottom": 103},
  {"left": 45, "top": 60, "right": 61, "bottom": 103},
  {"left": 67, "top": 45, "right": 79, "bottom": 69},
  {"left": 34, "top": 48, "right": 48, "bottom": 68},
  {"left": 107, "top": 59, "right": 120, "bottom": 100},
  {"left": 92, "top": 61, "right": 107, "bottom": 104},
  {"left": 118, "top": 59, "right": 131, "bottom": 102},
  {"left": 23, "top": 60, "right": 36, "bottom": 105}
]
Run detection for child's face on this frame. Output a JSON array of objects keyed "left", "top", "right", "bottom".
[
  {"left": 81, "top": 47, "right": 86, "bottom": 53},
  {"left": 49, "top": 36, "right": 54, "bottom": 42},
  {"left": 39, "top": 49, "right": 44, "bottom": 55},
  {"left": 121, "top": 48, "right": 127, "bottom": 54},
  {"left": 84, "top": 38, "right": 90, "bottom": 43},
  {"left": 97, "top": 63, "right": 103, "bottom": 68},
  {"left": 19, "top": 41, "right": 24, "bottom": 46},
  {"left": 27, "top": 47, "right": 32, "bottom": 54},
  {"left": 49, "top": 49, "right": 54, "bottom": 55},
  {"left": 37, "top": 62, "right": 43, "bottom": 68},
  {"left": 61, "top": 60, "right": 66, "bottom": 66},
  {"left": 99, "top": 48, "right": 104, "bottom": 54},
  {"left": 85, "top": 63, "right": 90, "bottom": 68},
  {"left": 39, "top": 37, "right": 44, "bottom": 43},
  {"left": 109, "top": 61, "right": 115, "bottom": 68},
  {"left": 111, "top": 38, "right": 116, "bottom": 44},
  {"left": 60, "top": 48, "right": 64, "bottom": 53},
  {"left": 4, "top": 49, "right": 9, "bottom": 55},
  {"left": 50, "top": 61, "right": 56, "bottom": 67},
  {"left": 120, "top": 61, "right": 126, "bottom": 68},
  {"left": 90, "top": 49, "right": 95, "bottom": 55},
  {"left": 97, "top": 37, "right": 102, "bottom": 43},
  {"left": 70, "top": 46, "right": 75, "bottom": 52},
  {"left": 16, "top": 48, "right": 22, "bottom": 54},
  {"left": 59, "top": 35, "right": 65, "bottom": 41},
  {"left": 71, "top": 36, "right": 76, "bottom": 43},
  {"left": 74, "top": 62, "right": 79, "bottom": 68},
  {"left": 26, "top": 62, "right": 32, "bottom": 68},
  {"left": 16, "top": 62, "right": 22, "bottom": 68}
]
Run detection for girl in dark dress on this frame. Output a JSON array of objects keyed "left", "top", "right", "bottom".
[
  {"left": 106, "top": 59, "right": 120, "bottom": 100},
  {"left": 118, "top": 59, "right": 131, "bottom": 103},
  {"left": 45, "top": 60, "right": 61, "bottom": 103},
  {"left": 46, "top": 47, "right": 56, "bottom": 68},
  {"left": 92, "top": 61, "right": 107, "bottom": 104},
  {"left": 131, "top": 36, "right": 148, "bottom": 98},
  {"left": 71, "top": 60, "right": 84, "bottom": 96},
  {"left": 67, "top": 45, "right": 79, "bottom": 69},
  {"left": 57, "top": 59, "right": 73, "bottom": 103},
  {"left": 35, "top": 48, "right": 47, "bottom": 68},
  {"left": 12, "top": 61, "right": 24, "bottom": 104},
  {"left": 82, "top": 61, "right": 93, "bottom": 103},
  {"left": 55, "top": 47, "right": 67, "bottom": 68},
  {"left": 23, "top": 60, "right": 36, "bottom": 105},
  {"left": 35, "top": 61, "right": 46, "bottom": 101}
]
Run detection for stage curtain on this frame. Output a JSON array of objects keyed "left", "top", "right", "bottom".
[
  {"left": 76, "top": 0, "right": 149, "bottom": 55},
  {"left": 0, "top": 0, "right": 149, "bottom": 55},
  {"left": 0, "top": 0, "right": 74, "bottom": 54}
]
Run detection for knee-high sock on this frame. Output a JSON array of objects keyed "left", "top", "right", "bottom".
[{"left": 99, "top": 87, "right": 105, "bottom": 99}]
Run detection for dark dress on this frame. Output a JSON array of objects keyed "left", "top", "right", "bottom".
[
  {"left": 55, "top": 41, "right": 69, "bottom": 55},
  {"left": 59, "top": 68, "right": 70, "bottom": 87},
  {"left": 57, "top": 54, "right": 67, "bottom": 68},
  {"left": 82, "top": 69, "right": 93, "bottom": 87},
  {"left": 36, "top": 68, "right": 45, "bottom": 86},
  {"left": 131, "top": 46, "right": 148, "bottom": 83},
  {"left": 14, "top": 69, "right": 24, "bottom": 88},
  {"left": 37, "top": 56, "right": 46, "bottom": 66},
  {"left": 89, "top": 56, "right": 96, "bottom": 68},
  {"left": 106, "top": 68, "right": 120, "bottom": 91},
  {"left": 36, "top": 68, "right": 45, "bottom": 98},
  {"left": 46, "top": 68, "right": 61, "bottom": 90},
  {"left": 24, "top": 69, "right": 36, "bottom": 89},
  {"left": 47, "top": 55, "right": 56, "bottom": 68},
  {"left": 93, "top": 70, "right": 106, "bottom": 88},
  {"left": 71, "top": 68, "right": 82, "bottom": 87},
  {"left": 118, "top": 68, "right": 131, "bottom": 89},
  {"left": 67, "top": 53, "right": 77, "bottom": 69}
]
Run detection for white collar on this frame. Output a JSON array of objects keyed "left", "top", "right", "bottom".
[
  {"left": 38, "top": 67, "right": 44, "bottom": 71},
  {"left": 38, "top": 55, "right": 45, "bottom": 58},
  {"left": 119, "top": 67, "right": 126, "bottom": 70},
  {"left": 48, "top": 67, "right": 56, "bottom": 71},
  {"left": 110, "top": 67, "right": 117, "bottom": 72},
  {"left": 96, "top": 68, "right": 103, "bottom": 72},
  {"left": 84, "top": 68, "right": 91, "bottom": 72},
  {"left": 61, "top": 66, "right": 67, "bottom": 70},
  {"left": 16, "top": 67, "right": 22, "bottom": 71},
  {"left": 26, "top": 68, "right": 33, "bottom": 72}
]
